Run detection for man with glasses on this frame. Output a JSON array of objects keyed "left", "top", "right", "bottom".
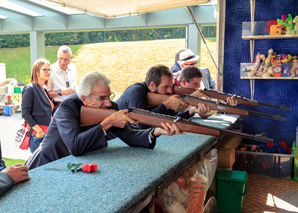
[
  {"left": 47, "top": 45, "right": 77, "bottom": 98},
  {"left": 26, "top": 72, "right": 183, "bottom": 169},
  {"left": 176, "top": 49, "right": 216, "bottom": 90},
  {"left": 116, "top": 65, "right": 211, "bottom": 129}
]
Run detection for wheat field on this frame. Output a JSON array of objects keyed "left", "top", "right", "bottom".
[{"left": 72, "top": 39, "right": 217, "bottom": 99}]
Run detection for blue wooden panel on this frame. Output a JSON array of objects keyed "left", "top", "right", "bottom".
[{"left": 224, "top": 0, "right": 298, "bottom": 146}]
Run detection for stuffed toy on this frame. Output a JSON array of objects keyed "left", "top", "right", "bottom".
[
  {"left": 256, "top": 49, "right": 274, "bottom": 77},
  {"left": 290, "top": 59, "right": 298, "bottom": 77},
  {"left": 277, "top": 14, "right": 294, "bottom": 34},
  {"left": 281, "top": 54, "right": 292, "bottom": 63},
  {"left": 247, "top": 52, "right": 261, "bottom": 76},
  {"left": 266, "top": 20, "right": 277, "bottom": 34},
  {"left": 281, "top": 54, "right": 292, "bottom": 77},
  {"left": 293, "top": 16, "right": 298, "bottom": 34},
  {"left": 255, "top": 54, "right": 266, "bottom": 76}
]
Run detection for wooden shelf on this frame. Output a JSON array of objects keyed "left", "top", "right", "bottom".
[
  {"left": 241, "top": 76, "right": 298, "bottom": 80},
  {"left": 242, "top": 34, "right": 298, "bottom": 40}
]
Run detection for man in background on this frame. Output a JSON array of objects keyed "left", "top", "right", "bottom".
[
  {"left": 170, "top": 48, "right": 186, "bottom": 76},
  {"left": 174, "top": 49, "right": 216, "bottom": 90},
  {"left": 47, "top": 45, "right": 77, "bottom": 98}
]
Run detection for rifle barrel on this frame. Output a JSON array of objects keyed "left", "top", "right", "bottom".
[
  {"left": 128, "top": 108, "right": 273, "bottom": 143},
  {"left": 181, "top": 94, "right": 285, "bottom": 121},
  {"left": 181, "top": 94, "right": 249, "bottom": 116},
  {"left": 80, "top": 106, "right": 274, "bottom": 143},
  {"left": 258, "top": 101, "right": 291, "bottom": 111},
  {"left": 200, "top": 89, "right": 260, "bottom": 106}
]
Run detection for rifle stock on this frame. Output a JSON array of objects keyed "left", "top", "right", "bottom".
[{"left": 80, "top": 106, "right": 273, "bottom": 142}]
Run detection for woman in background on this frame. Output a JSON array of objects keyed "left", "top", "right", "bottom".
[{"left": 22, "top": 58, "right": 54, "bottom": 153}]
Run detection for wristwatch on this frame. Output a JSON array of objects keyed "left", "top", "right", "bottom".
[{"left": 57, "top": 89, "right": 62, "bottom": 96}]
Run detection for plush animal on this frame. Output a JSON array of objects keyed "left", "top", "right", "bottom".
[
  {"left": 290, "top": 59, "right": 298, "bottom": 77},
  {"left": 255, "top": 49, "right": 274, "bottom": 77},
  {"left": 247, "top": 53, "right": 261, "bottom": 76},
  {"left": 277, "top": 14, "right": 294, "bottom": 34},
  {"left": 281, "top": 54, "right": 292, "bottom": 63},
  {"left": 263, "top": 49, "right": 274, "bottom": 73},
  {"left": 255, "top": 54, "right": 266, "bottom": 76},
  {"left": 293, "top": 16, "right": 298, "bottom": 34}
]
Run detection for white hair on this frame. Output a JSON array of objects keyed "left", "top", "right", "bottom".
[
  {"left": 57, "top": 45, "right": 72, "bottom": 58},
  {"left": 77, "top": 72, "right": 110, "bottom": 99}
]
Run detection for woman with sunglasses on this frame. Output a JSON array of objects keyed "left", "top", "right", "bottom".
[{"left": 22, "top": 58, "right": 54, "bottom": 153}]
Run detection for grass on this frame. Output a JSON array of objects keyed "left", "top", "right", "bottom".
[
  {"left": 3, "top": 158, "right": 26, "bottom": 166},
  {"left": 0, "top": 44, "right": 82, "bottom": 85}
]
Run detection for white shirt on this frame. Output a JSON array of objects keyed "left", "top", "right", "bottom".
[{"left": 47, "top": 61, "right": 77, "bottom": 91}]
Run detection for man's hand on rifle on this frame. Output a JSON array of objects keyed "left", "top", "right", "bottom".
[
  {"left": 189, "top": 103, "right": 213, "bottom": 119},
  {"left": 225, "top": 97, "right": 238, "bottom": 106},
  {"left": 101, "top": 109, "right": 137, "bottom": 131},
  {"left": 162, "top": 95, "right": 188, "bottom": 111},
  {"left": 150, "top": 122, "right": 186, "bottom": 139},
  {"left": 190, "top": 90, "right": 210, "bottom": 99}
]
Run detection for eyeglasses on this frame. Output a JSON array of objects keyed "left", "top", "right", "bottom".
[
  {"left": 93, "top": 92, "right": 115, "bottom": 102},
  {"left": 40, "top": 68, "right": 52, "bottom": 73},
  {"left": 58, "top": 57, "right": 70, "bottom": 62}
]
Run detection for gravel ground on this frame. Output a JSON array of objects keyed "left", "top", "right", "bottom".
[{"left": 0, "top": 112, "right": 31, "bottom": 160}]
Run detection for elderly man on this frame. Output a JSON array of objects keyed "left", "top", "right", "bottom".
[
  {"left": 26, "top": 72, "right": 182, "bottom": 170},
  {"left": 170, "top": 48, "right": 186, "bottom": 75},
  {"left": 0, "top": 141, "right": 30, "bottom": 196},
  {"left": 116, "top": 64, "right": 211, "bottom": 127},
  {"left": 47, "top": 45, "right": 77, "bottom": 98},
  {"left": 177, "top": 49, "right": 216, "bottom": 90}
]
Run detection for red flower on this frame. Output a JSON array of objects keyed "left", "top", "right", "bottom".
[{"left": 82, "top": 164, "right": 97, "bottom": 173}]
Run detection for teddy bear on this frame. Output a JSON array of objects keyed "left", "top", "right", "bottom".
[
  {"left": 290, "top": 56, "right": 298, "bottom": 77},
  {"left": 293, "top": 16, "right": 298, "bottom": 34}
]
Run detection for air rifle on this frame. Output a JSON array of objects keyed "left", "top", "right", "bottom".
[
  {"left": 181, "top": 94, "right": 286, "bottom": 121},
  {"left": 146, "top": 92, "right": 286, "bottom": 121},
  {"left": 173, "top": 86, "right": 290, "bottom": 111},
  {"left": 80, "top": 106, "right": 273, "bottom": 143}
]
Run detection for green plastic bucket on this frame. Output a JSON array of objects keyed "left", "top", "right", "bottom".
[{"left": 216, "top": 170, "right": 247, "bottom": 213}]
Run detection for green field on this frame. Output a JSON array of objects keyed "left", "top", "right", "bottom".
[
  {"left": 0, "top": 45, "right": 82, "bottom": 85},
  {"left": 3, "top": 158, "right": 26, "bottom": 166}
]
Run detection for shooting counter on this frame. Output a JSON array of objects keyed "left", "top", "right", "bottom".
[{"left": 0, "top": 114, "right": 240, "bottom": 212}]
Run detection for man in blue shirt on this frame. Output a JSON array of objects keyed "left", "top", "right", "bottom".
[{"left": 116, "top": 65, "right": 211, "bottom": 129}]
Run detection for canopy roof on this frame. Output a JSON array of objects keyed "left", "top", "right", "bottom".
[{"left": 45, "top": 0, "right": 210, "bottom": 18}]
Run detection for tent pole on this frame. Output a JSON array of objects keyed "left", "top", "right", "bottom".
[{"left": 186, "top": 6, "right": 222, "bottom": 80}]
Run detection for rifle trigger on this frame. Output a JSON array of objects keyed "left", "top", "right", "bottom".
[{"left": 173, "top": 117, "right": 182, "bottom": 123}]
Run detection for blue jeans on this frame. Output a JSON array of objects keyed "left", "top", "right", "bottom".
[{"left": 29, "top": 135, "right": 44, "bottom": 153}]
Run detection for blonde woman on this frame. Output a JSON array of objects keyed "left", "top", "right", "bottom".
[{"left": 22, "top": 58, "right": 54, "bottom": 153}]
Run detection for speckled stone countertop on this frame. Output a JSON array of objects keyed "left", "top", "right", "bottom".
[{"left": 0, "top": 114, "right": 239, "bottom": 212}]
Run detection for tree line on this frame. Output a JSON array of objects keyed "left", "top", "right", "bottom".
[{"left": 0, "top": 26, "right": 216, "bottom": 48}]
